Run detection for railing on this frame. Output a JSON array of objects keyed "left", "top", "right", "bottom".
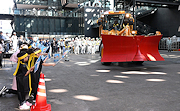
[
  {"left": 13, "top": 8, "right": 84, "bottom": 17},
  {"left": 159, "top": 37, "right": 180, "bottom": 50},
  {"left": 14, "top": 9, "right": 65, "bottom": 17},
  {"left": 16, "top": 0, "right": 48, "bottom": 5}
]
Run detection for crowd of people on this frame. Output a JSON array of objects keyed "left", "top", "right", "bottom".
[
  {"left": 36, "top": 37, "right": 101, "bottom": 55},
  {"left": 0, "top": 31, "right": 19, "bottom": 53},
  {"left": 0, "top": 31, "right": 101, "bottom": 55},
  {"left": 0, "top": 31, "right": 25, "bottom": 68},
  {"left": 0, "top": 30, "right": 102, "bottom": 68}
]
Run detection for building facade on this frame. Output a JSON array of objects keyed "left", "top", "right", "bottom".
[{"left": 0, "top": 0, "right": 179, "bottom": 38}]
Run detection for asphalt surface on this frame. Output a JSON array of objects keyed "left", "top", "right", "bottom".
[{"left": 1, "top": 50, "right": 180, "bottom": 111}]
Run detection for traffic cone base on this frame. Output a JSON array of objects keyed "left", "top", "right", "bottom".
[
  {"left": 31, "top": 104, "right": 51, "bottom": 111},
  {"left": 31, "top": 73, "right": 51, "bottom": 111}
]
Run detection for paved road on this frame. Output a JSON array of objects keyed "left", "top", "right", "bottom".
[{"left": 0, "top": 50, "right": 180, "bottom": 111}]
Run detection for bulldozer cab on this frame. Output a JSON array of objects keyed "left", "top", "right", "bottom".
[
  {"left": 103, "top": 14, "right": 125, "bottom": 31},
  {"left": 100, "top": 11, "right": 135, "bottom": 36}
]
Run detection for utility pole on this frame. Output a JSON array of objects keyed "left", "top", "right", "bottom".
[{"left": 133, "top": 0, "right": 136, "bottom": 30}]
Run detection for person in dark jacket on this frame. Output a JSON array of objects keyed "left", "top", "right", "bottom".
[
  {"left": 51, "top": 37, "right": 58, "bottom": 54},
  {"left": 13, "top": 51, "right": 33, "bottom": 110}
]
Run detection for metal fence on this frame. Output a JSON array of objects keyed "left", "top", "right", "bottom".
[{"left": 159, "top": 37, "right": 180, "bottom": 50}]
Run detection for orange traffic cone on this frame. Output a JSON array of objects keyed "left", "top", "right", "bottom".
[{"left": 31, "top": 73, "right": 51, "bottom": 111}]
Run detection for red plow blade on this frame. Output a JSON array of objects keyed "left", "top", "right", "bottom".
[{"left": 101, "top": 34, "right": 164, "bottom": 62}]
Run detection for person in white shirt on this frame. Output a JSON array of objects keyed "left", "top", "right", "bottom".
[
  {"left": 69, "top": 39, "right": 74, "bottom": 53},
  {"left": 81, "top": 38, "right": 86, "bottom": 54},
  {"left": 87, "top": 37, "right": 92, "bottom": 54},
  {"left": 91, "top": 38, "right": 96, "bottom": 54},
  {"left": 11, "top": 32, "right": 18, "bottom": 52},
  {"left": 166, "top": 37, "right": 172, "bottom": 52},
  {"left": 74, "top": 37, "right": 80, "bottom": 55},
  {"left": 95, "top": 38, "right": 100, "bottom": 52},
  {"left": 57, "top": 40, "right": 61, "bottom": 53}
]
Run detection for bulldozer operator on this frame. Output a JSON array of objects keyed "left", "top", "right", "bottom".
[{"left": 111, "top": 20, "right": 120, "bottom": 31}]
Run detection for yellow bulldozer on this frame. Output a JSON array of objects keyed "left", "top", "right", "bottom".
[{"left": 97, "top": 10, "right": 164, "bottom": 65}]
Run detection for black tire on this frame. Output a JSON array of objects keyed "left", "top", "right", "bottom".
[
  {"left": 132, "top": 61, "right": 144, "bottom": 65},
  {"left": 101, "top": 62, "right": 111, "bottom": 65}
]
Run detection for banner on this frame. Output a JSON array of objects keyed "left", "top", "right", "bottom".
[
  {"left": 48, "top": 53, "right": 51, "bottom": 59},
  {"left": 62, "top": 49, "right": 71, "bottom": 58},
  {"left": 40, "top": 45, "right": 47, "bottom": 53},
  {"left": 40, "top": 45, "right": 48, "bottom": 61},
  {"left": 42, "top": 55, "right": 48, "bottom": 61},
  {"left": 45, "top": 47, "right": 50, "bottom": 53},
  {"left": 54, "top": 53, "right": 60, "bottom": 62},
  {"left": 36, "top": 42, "right": 42, "bottom": 48},
  {"left": 34, "top": 56, "right": 41, "bottom": 73},
  {"left": 55, "top": 49, "right": 71, "bottom": 65}
]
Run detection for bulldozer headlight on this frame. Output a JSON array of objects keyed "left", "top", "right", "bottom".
[
  {"left": 125, "top": 13, "right": 130, "bottom": 18},
  {"left": 132, "top": 30, "right": 137, "bottom": 35}
]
